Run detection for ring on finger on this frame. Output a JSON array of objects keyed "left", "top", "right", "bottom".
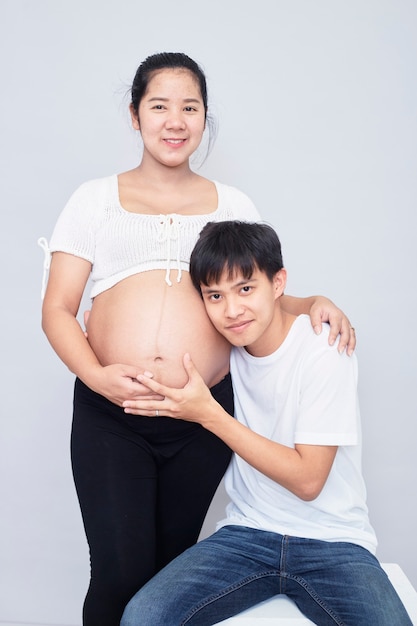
[{"left": 155, "top": 409, "right": 159, "bottom": 417}]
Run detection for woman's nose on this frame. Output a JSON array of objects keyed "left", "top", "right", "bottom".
[{"left": 165, "top": 110, "right": 186, "bottom": 130}]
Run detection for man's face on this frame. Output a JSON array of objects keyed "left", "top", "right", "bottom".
[{"left": 200, "top": 267, "right": 286, "bottom": 357}]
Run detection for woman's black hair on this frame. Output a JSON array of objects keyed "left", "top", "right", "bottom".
[
  {"left": 131, "top": 52, "right": 208, "bottom": 115},
  {"left": 190, "top": 221, "right": 284, "bottom": 292},
  {"left": 130, "top": 52, "right": 217, "bottom": 161}
]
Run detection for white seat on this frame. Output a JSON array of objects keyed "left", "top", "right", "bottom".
[{"left": 216, "top": 563, "right": 417, "bottom": 624}]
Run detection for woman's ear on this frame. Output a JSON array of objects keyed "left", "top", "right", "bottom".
[
  {"left": 129, "top": 103, "right": 140, "bottom": 131},
  {"left": 273, "top": 268, "right": 287, "bottom": 299}
]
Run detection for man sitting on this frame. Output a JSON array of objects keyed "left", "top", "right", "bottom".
[{"left": 121, "top": 221, "right": 411, "bottom": 626}]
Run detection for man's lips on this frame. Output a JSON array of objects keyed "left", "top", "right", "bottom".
[{"left": 225, "top": 320, "right": 253, "bottom": 333}]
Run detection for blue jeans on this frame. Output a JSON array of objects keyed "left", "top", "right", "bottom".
[{"left": 121, "top": 525, "right": 412, "bottom": 626}]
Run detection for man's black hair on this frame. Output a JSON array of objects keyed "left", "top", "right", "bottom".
[{"left": 190, "top": 221, "right": 284, "bottom": 292}]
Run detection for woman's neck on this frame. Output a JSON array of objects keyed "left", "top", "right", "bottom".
[{"left": 135, "top": 154, "right": 197, "bottom": 188}]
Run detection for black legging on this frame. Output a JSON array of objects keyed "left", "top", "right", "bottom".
[{"left": 71, "top": 375, "right": 233, "bottom": 626}]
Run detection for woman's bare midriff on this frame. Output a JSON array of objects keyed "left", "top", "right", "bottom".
[{"left": 86, "top": 270, "right": 231, "bottom": 389}]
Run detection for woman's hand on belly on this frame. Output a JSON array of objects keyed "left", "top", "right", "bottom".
[{"left": 88, "top": 363, "right": 164, "bottom": 406}]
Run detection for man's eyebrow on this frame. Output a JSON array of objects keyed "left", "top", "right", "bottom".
[
  {"left": 201, "top": 286, "right": 221, "bottom": 295},
  {"left": 202, "top": 278, "right": 257, "bottom": 294}
]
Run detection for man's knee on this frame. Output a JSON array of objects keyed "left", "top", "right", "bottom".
[{"left": 121, "top": 597, "right": 173, "bottom": 626}]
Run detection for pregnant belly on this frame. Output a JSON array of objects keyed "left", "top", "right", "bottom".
[{"left": 86, "top": 271, "right": 231, "bottom": 388}]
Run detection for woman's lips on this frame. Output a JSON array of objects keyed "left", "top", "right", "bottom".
[{"left": 164, "top": 138, "right": 187, "bottom": 146}]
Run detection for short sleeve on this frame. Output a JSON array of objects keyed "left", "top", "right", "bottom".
[
  {"left": 49, "top": 179, "right": 104, "bottom": 263},
  {"left": 294, "top": 338, "right": 359, "bottom": 446},
  {"left": 214, "top": 182, "right": 262, "bottom": 222}
]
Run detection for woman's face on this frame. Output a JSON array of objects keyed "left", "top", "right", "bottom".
[{"left": 132, "top": 68, "right": 206, "bottom": 168}]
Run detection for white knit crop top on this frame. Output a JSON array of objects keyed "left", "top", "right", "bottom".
[{"left": 39, "top": 175, "right": 260, "bottom": 299}]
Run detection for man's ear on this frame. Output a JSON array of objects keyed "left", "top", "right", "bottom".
[
  {"left": 129, "top": 103, "right": 140, "bottom": 131},
  {"left": 273, "top": 268, "right": 287, "bottom": 298}
]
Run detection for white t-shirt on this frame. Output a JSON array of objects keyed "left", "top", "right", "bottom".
[
  {"left": 45, "top": 175, "right": 260, "bottom": 298},
  {"left": 217, "top": 315, "right": 377, "bottom": 555}
]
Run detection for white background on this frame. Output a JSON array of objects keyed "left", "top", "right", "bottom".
[{"left": 1, "top": 1, "right": 416, "bottom": 624}]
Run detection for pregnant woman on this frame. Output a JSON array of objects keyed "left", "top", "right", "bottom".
[{"left": 40, "top": 52, "right": 355, "bottom": 626}]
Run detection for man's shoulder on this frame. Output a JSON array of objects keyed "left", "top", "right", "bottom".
[
  {"left": 294, "top": 315, "right": 358, "bottom": 377},
  {"left": 294, "top": 315, "right": 332, "bottom": 348}
]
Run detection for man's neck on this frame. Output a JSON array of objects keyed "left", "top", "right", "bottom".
[{"left": 245, "top": 310, "right": 297, "bottom": 358}]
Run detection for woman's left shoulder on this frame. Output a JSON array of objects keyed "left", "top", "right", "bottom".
[{"left": 213, "top": 180, "right": 261, "bottom": 220}]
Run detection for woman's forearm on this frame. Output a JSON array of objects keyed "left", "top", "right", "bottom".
[
  {"left": 42, "top": 305, "right": 103, "bottom": 386},
  {"left": 280, "top": 294, "right": 318, "bottom": 316}
]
